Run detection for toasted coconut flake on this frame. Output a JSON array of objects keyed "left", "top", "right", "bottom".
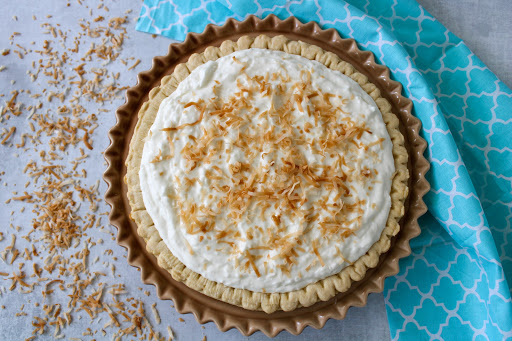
[
  {"left": 166, "top": 326, "right": 174, "bottom": 340},
  {"left": 244, "top": 250, "right": 260, "bottom": 277},
  {"left": 1, "top": 126, "right": 16, "bottom": 144}
]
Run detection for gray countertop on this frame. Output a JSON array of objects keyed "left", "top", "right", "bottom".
[
  {"left": 418, "top": 0, "right": 512, "bottom": 88},
  {"left": 0, "top": 1, "right": 509, "bottom": 340}
]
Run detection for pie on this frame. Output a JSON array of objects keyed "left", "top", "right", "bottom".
[{"left": 125, "top": 35, "right": 409, "bottom": 313}]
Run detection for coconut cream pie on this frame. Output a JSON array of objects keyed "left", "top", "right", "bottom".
[{"left": 126, "top": 35, "right": 408, "bottom": 313}]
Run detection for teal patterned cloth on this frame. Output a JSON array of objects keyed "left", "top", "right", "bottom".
[{"left": 136, "top": 1, "right": 512, "bottom": 339}]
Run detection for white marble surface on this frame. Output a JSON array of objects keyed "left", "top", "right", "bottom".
[{"left": 0, "top": 1, "right": 510, "bottom": 341}]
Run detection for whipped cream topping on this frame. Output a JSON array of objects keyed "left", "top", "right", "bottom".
[{"left": 139, "top": 49, "right": 395, "bottom": 293}]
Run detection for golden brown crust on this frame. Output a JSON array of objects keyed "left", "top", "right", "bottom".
[{"left": 125, "top": 35, "right": 409, "bottom": 313}]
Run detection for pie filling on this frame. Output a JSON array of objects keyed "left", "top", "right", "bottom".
[{"left": 139, "top": 49, "right": 395, "bottom": 293}]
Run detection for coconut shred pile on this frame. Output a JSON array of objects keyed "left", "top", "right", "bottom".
[{"left": 0, "top": 1, "right": 185, "bottom": 340}]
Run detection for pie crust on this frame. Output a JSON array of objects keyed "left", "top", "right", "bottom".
[{"left": 125, "top": 35, "right": 409, "bottom": 313}]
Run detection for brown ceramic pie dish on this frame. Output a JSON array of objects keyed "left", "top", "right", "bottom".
[{"left": 103, "top": 15, "right": 429, "bottom": 337}]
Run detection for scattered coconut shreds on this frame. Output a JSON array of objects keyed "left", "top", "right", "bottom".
[
  {"left": 167, "top": 326, "right": 174, "bottom": 341},
  {"left": 1, "top": 126, "right": 16, "bottom": 144},
  {"left": 151, "top": 303, "right": 161, "bottom": 325},
  {"left": 128, "top": 59, "right": 141, "bottom": 71},
  {"left": 0, "top": 3, "right": 179, "bottom": 340}
]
